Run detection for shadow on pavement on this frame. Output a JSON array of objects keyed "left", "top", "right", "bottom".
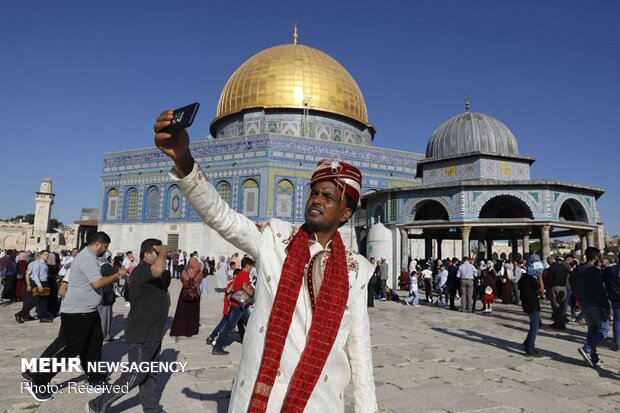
[
  {"left": 432, "top": 326, "right": 589, "bottom": 368},
  {"left": 103, "top": 348, "right": 180, "bottom": 412},
  {"left": 182, "top": 388, "right": 230, "bottom": 413}
]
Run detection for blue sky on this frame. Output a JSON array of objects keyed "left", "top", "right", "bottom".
[{"left": 2, "top": 0, "right": 619, "bottom": 234}]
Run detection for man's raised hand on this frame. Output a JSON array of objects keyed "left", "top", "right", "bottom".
[{"left": 154, "top": 110, "right": 193, "bottom": 176}]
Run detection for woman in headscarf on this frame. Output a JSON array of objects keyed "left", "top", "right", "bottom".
[
  {"left": 215, "top": 255, "right": 228, "bottom": 292},
  {"left": 170, "top": 252, "right": 204, "bottom": 337},
  {"left": 502, "top": 260, "right": 515, "bottom": 304},
  {"left": 15, "top": 252, "right": 29, "bottom": 302},
  {"left": 1, "top": 251, "right": 18, "bottom": 302}
]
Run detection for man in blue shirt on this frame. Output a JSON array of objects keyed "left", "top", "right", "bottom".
[{"left": 28, "top": 250, "right": 52, "bottom": 322}]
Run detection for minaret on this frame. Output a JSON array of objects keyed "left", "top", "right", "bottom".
[{"left": 34, "top": 177, "right": 55, "bottom": 234}]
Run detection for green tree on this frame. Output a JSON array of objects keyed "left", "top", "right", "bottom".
[{"left": 48, "top": 218, "right": 64, "bottom": 231}]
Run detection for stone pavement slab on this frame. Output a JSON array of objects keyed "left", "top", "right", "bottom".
[{"left": 1, "top": 282, "right": 620, "bottom": 412}]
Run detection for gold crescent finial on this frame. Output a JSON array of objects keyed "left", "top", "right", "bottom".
[{"left": 293, "top": 22, "right": 298, "bottom": 45}]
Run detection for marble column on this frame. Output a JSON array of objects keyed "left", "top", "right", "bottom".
[
  {"left": 461, "top": 226, "right": 471, "bottom": 259},
  {"left": 424, "top": 235, "right": 433, "bottom": 260},
  {"left": 511, "top": 237, "right": 519, "bottom": 260},
  {"left": 486, "top": 238, "right": 494, "bottom": 260},
  {"left": 522, "top": 234, "right": 530, "bottom": 256},
  {"left": 580, "top": 233, "right": 588, "bottom": 254},
  {"left": 587, "top": 231, "right": 595, "bottom": 251},
  {"left": 596, "top": 224, "right": 606, "bottom": 251},
  {"left": 400, "top": 228, "right": 409, "bottom": 273},
  {"left": 541, "top": 225, "right": 551, "bottom": 261}
]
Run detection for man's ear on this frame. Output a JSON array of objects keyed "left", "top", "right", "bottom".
[{"left": 339, "top": 207, "right": 353, "bottom": 224}]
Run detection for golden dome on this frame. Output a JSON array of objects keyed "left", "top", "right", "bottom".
[{"left": 214, "top": 44, "right": 370, "bottom": 127}]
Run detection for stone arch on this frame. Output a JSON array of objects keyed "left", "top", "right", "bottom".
[
  {"left": 478, "top": 195, "right": 534, "bottom": 219},
  {"left": 558, "top": 197, "right": 590, "bottom": 223},
  {"left": 403, "top": 197, "right": 455, "bottom": 222},
  {"left": 473, "top": 191, "right": 538, "bottom": 219}
]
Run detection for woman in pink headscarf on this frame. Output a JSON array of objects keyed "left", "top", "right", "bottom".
[{"left": 170, "top": 252, "right": 204, "bottom": 337}]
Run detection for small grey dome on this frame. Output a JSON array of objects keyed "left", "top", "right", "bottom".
[
  {"left": 426, "top": 112, "right": 519, "bottom": 158},
  {"left": 42, "top": 176, "right": 52, "bottom": 182}
]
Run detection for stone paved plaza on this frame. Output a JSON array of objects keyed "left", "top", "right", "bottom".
[{"left": 1, "top": 281, "right": 620, "bottom": 413}]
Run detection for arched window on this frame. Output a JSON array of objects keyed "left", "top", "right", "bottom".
[
  {"left": 242, "top": 179, "right": 259, "bottom": 216},
  {"left": 106, "top": 188, "right": 119, "bottom": 220},
  {"left": 168, "top": 186, "right": 182, "bottom": 219},
  {"left": 217, "top": 182, "right": 231, "bottom": 204},
  {"left": 276, "top": 179, "right": 294, "bottom": 219},
  {"left": 145, "top": 186, "right": 159, "bottom": 219},
  {"left": 125, "top": 188, "right": 138, "bottom": 220}
]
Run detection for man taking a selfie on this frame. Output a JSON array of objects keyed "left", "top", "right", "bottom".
[{"left": 152, "top": 109, "right": 377, "bottom": 412}]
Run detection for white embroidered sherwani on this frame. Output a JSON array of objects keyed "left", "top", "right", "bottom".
[{"left": 171, "top": 163, "right": 377, "bottom": 413}]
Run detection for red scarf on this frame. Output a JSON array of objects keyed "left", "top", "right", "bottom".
[{"left": 248, "top": 225, "right": 350, "bottom": 412}]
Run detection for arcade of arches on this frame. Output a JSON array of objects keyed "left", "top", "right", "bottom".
[{"left": 400, "top": 196, "right": 600, "bottom": 262}]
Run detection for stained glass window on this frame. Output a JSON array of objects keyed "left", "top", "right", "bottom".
[
  {"left": 217, "top": 182, "right": 231, "bottom": 204},
  {"left": 242, "top": 179, "right": 259, "bottom": 216},
  {"left": 126, "top": 189, "right": 138, "bottom": 220},
  {"left": 169, "top": 187, "right": 181, "bottom": 219},
  {"left": 107, "top": 188, "right": 119, "bottom": 220},
  {"left": 276, "top": 180, "right": 294, "bottom": 218},
  {"left": 146, "top": 187, "right": 159, "bottom": 219}
]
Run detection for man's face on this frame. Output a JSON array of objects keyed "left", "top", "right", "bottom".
[
  {"left": 40, "top": 252, "right": 49, "bottom": 261},
  {"left": 95, "top": 243, "right": 109, "bottom": 257},
  {"left": 71, "top": 248, "right": 78, "bottom": 257},
  {"left": 304, "top": 181, "right": 352, "bottom": 233}
]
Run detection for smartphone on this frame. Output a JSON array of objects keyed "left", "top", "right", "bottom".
[{"left": 163, "top": 102, "right": 200, "bottom": 133}]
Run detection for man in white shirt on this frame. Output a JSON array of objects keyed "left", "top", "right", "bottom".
[
  {"left": 122, "top": 251, "right": 133, "bottom": 270},
  {"left": 59, "top": 248, "right": 78, "bottom": 280},
  {"left": 457, "top": 256, "right": 476, "bottom": 312},
  {"left": 153, "top": 111, "right": 377, "bottom": 412}
]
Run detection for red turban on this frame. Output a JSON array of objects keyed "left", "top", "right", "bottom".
[{"left": 311, "top": 159, "right": 362, "bottom": 204}]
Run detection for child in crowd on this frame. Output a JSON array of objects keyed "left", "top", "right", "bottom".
[
  {"left": 483, "top": 286, "right": 495, "bottom": 313},
  {"left": 405, "top": 270, "right": 420, "bottom": 307}
]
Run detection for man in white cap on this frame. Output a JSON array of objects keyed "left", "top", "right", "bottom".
[{"left": 153, "top": 110, "right": 377, "bottom": 412}]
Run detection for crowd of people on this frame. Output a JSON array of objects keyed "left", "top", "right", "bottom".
[{"left": 368, "top": 247, "right": 620, "bottom": 362}]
